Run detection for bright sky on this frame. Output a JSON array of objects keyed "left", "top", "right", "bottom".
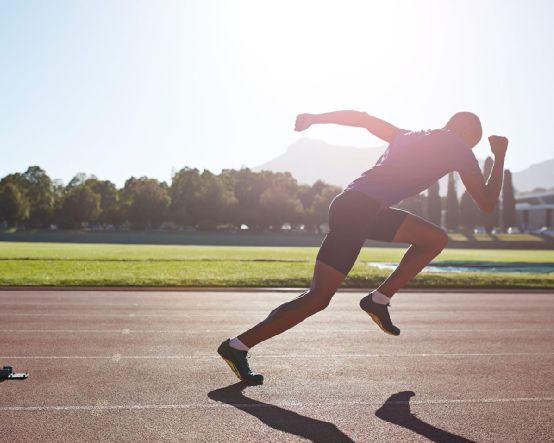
[{"left": 1, "top": 0, "right": 553, "bottom": 186}]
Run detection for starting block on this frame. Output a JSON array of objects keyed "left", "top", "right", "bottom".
[{"left": 0, "top": 366, "right": 28, "bottom": 380}]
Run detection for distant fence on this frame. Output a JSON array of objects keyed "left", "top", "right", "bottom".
[{"left": 1, "top": 230, "right": 553, "bottom": 249}]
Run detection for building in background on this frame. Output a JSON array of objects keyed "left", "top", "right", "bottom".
[{"left": 515, "top": 190, "right": 554, "bottom": 231}]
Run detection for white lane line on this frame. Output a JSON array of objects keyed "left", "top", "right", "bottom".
[
  {"left": 0, "top": 328, "right": 552, "bottom": 334},
  {"left": 3, "top": 299, "right": 552, "bottom": 308},
  {"left": 1, "top": 352, "right": 552, "bottom": 360},
  {"left": 0, "top": 313, "right": 173, "bottom": 318},
  {"left": 0, "top": 397, "right": 552, "bottom": 412},
  {"left": 0, "top": 302, "right": 160, "bottom": 307},
  {"left": 4, "top": 311, "right": 553, "bottom": 318}
]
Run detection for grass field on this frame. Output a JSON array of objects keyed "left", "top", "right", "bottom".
[
  {"left": 0, "top": 241, "right": 553, "bottom": 289},
  {"left": 448, "top": 232, "right": 547, "bottom": 242}
]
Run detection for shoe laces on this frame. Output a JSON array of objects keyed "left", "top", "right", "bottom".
[
  {"left": 242, "top": 354, "right": 253, "bottom": 372},
  {"left": 242, "top": 354, "right": 250, "bottom": 370}
]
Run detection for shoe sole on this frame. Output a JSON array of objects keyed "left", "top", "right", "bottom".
[
  {"left": 365, "top": 311, "right": 399, "bottom": 336},
  {"left": 219, "top": 353, "right": 263, "bottom": 384},
  {"left": 220, "top": 356, "right": 243, "bottom": 381}
]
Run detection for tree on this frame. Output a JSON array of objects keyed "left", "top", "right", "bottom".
[
  {"left": 459, "top": 191, "right": 480, "bottom": 232},
  {"left": 67, "top": 172, "right": 90, "bottom": 189},
  {"left": 301, "top": 181, "right": 341, "bottom": 230},
  {"left": 445, "top": 172, "right": 459, "bottom": 231},
  {"left": 21, "top": 166, "right": 55, "bottom": 227},
  {"left": 0, "top": 183, "right": 30, "bottom": 227},
  {"left": 220, "top": 168, "right": 265, "bottom": 229},
  {"left": 85, "top": 178, "right": 120, "bottom": 225},
  {"left": 297, "top": 180, "right": 326, "bottom": 210},
  {"left": 169, "top": 168, "right": 203, "bottom": 226},
  {"left": 257, "top": 171, "right": 303, "bottom": 229},
  {"left": 310, "top": 186, "right": 340, "bottom": 227},
  {"left": 259, "top": 186, "right": 303, "bottom": 229},
  {"left": 502, "top": 169, "right": 516, "bottom": 230},
  {"left": 426, "top": 181, "right": 442, "bottom": 226},
  {"left": 194, "top": 170, "right": 237, "bottom": 228},
  {"left": 220, "top": 169, "right": 301, "bottom": 230},
  {"left": 122, "top": 177, "right": 170, "bottom": 229},
  {"left": 481, "top": 157, "right": 500, "bottom": 233},
  {"left": 1, "top": 166, "right": 55, "bottom": 227},
  {"left": 60, "top": 185, "right": 101, "bottom": 228}
]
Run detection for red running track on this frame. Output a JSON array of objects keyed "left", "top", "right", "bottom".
[{"left": 1, "top": 290, "right": 553, "bottom": 442}]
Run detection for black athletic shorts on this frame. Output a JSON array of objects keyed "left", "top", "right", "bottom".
[{"left": 316, "top": 190, "right": 409, "bottom": 275}]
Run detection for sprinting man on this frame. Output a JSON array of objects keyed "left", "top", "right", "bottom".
[{"left": 218, "top": 110, "right": 508, "bottom": 383}]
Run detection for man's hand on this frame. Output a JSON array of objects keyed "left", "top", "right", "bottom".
[
  {"left": 488, "top": 135, "right": 508, "bottom": 158},
  {"left": 295, "top": 113, "right": 313, "bottom": 132}
]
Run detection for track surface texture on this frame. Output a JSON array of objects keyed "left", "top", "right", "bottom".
[{"left": 1, "top": 290, "right": 553, "bottom": 442}]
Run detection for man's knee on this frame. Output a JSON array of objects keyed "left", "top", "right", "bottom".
[
  {"left": 305, "top": 288, "right": 334, "bottom": 312},
  {"left": 411, "top": 226, "right": 448, "bottom": 252}
]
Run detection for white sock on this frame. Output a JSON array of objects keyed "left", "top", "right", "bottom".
[
  {"left": 229, "top": 337, "right": 250, "bottom": 352},
  {"left": 372, "top": 290, "right": 391, "bottom": 305}
]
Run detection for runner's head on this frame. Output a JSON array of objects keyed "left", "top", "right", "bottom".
[{"left": 445, "top": 112, "right": 482, "bottom": 148}]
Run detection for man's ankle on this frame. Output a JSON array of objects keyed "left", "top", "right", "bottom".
[
  {"left": 372, "top": 290, "right": 391, "bottom": 305},
  {"left": 229, "top": 337, "right": 250, "bottom": 352}
]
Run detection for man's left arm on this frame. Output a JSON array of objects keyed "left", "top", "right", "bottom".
[{"left": 460, "top": 136, "right": 508, "bottom": 213}]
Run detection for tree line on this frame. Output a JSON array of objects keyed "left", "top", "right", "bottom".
[
  {"left": 0, "top": 159, "right": 516, "bottom": 232},
  {"left": 0, "top": 166, "right": 341, "bottom": 231}
]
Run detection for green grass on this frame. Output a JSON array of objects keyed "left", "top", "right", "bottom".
[
  {"left": 0, "top": 242, "right": 553, "bottom": 288},
  {"left": 448, "top": 233, "right": 545, "bottom": 242}
]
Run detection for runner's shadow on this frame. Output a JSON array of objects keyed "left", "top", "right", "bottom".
[
  {"left": 208, "top": 382, "right": 354, "bottom": 443},
  {"left": 375, "top": 391, "right": 475, "bottom": 443}
]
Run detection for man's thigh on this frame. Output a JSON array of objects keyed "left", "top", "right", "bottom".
[
  {"left": 316, "top": 228, "right": 366, "bottom": 277},
  {"left": 364, "top": 207, "right": 411, "bottom": 243},
  {"left": 390, "top": 212, "right": 447, "bottom": 246}
]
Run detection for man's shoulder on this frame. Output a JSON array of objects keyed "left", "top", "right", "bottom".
[
  {"left": 394, "top": 128, "right": 446, "bottom": 145},
  {"left": 393, "top": 128, "right": 467, "bottom": 154},
  {"left": 399, "top": 128, "right": 448, "bottom": 139},
  {"left": 410, "top": 128, "right": 466, "bottom": 147}
]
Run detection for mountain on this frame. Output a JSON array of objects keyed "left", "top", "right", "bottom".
[
  {"left": 254, "top": 138, "right": 554, "bottom": 195},
  {"left": 253, "top": 138, "right": 386, "bottom": 187},
  {"left": 512, "top": 158, "right": 554, "bottom": 193}
]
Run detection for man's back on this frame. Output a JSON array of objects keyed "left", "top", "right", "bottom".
[{"left": 346, "top": 128, "right": 481, "bottom": 206}]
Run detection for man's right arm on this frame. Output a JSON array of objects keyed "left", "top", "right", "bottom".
[
  {"left": 295, "top": 111, "right": 406, "bottom": 143},
  {"left": 460, "top": 135, "right": 508, "bottom": 213}
]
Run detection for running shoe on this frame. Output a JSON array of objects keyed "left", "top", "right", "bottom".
[
  {"left": 359, "top": 294, "right": 400, "bottom": 336},
  {"left": 217, "top": 339, "right": 264, "bottom": 384}
]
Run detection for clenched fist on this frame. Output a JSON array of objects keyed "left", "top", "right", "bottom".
[
  {"left": 295, "top": 113, "right": 313, "bottom": 132},
  {"left": 488, "top": 135, "right": 508, "bottom": 158}
]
